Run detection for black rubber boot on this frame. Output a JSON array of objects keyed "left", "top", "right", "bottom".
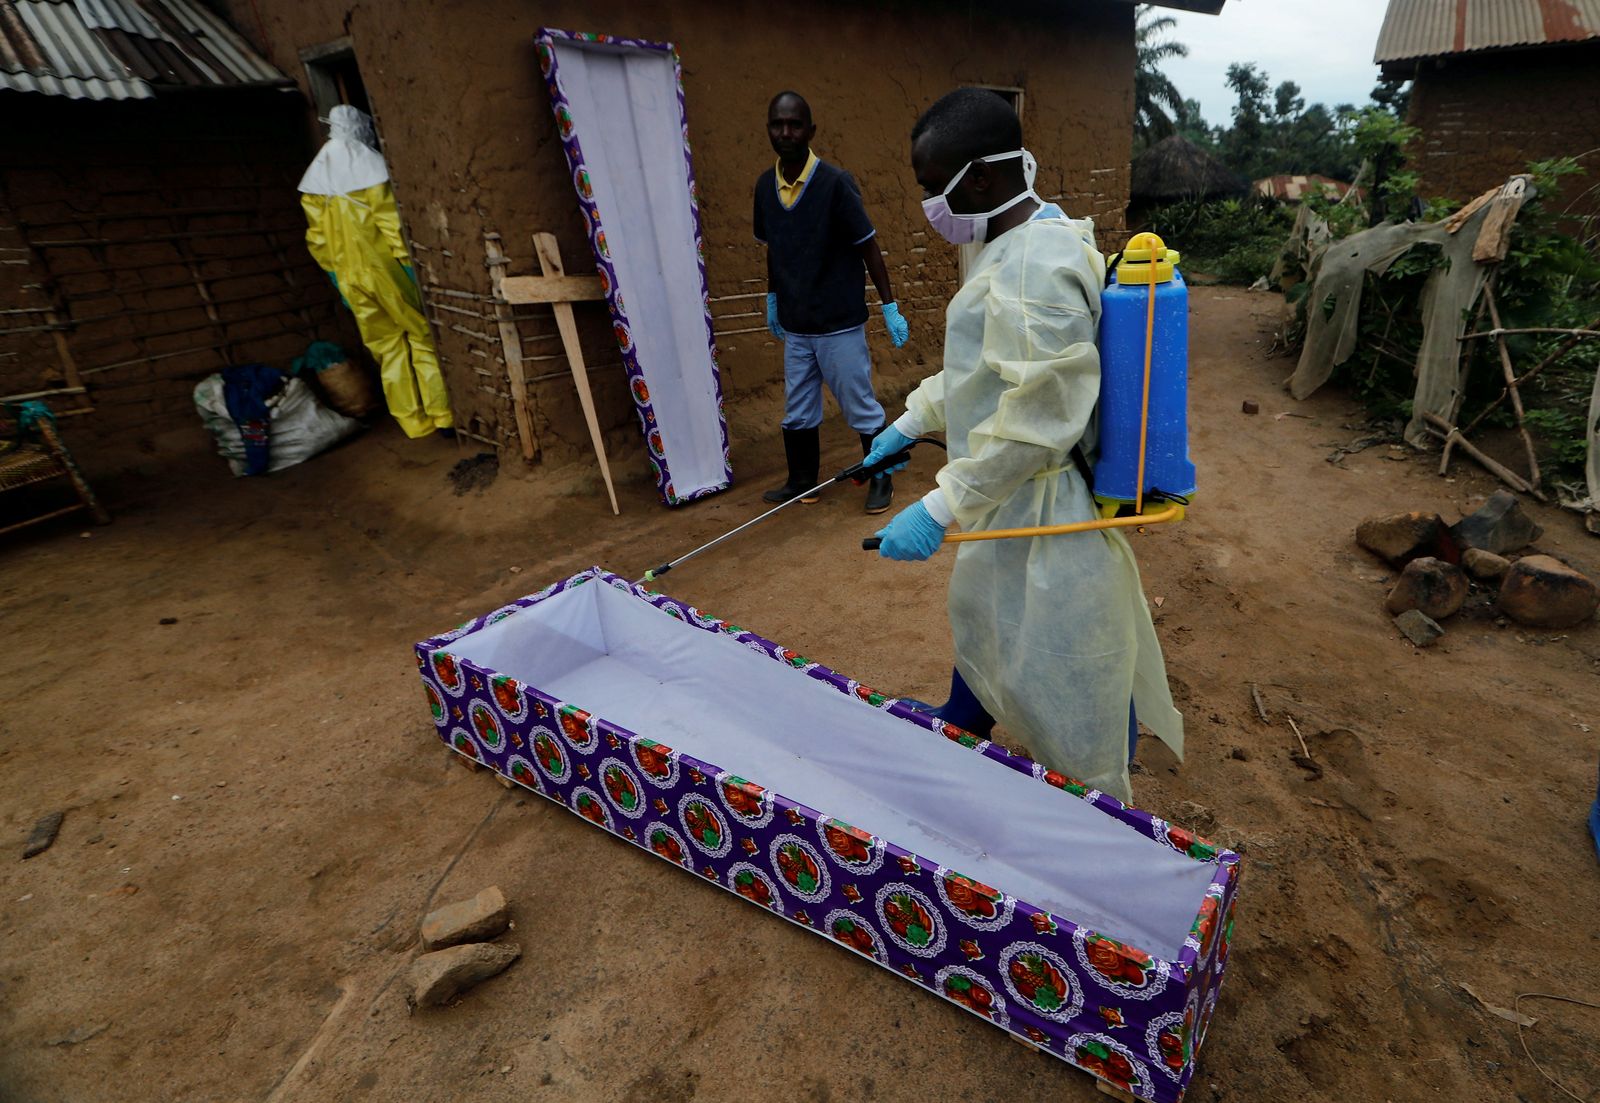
[
  {"left": 860, "top": 431, "right": 893, "bottom": 515},
  {"left": 763, "top": 427, "right": 821, "bottom": 504}
]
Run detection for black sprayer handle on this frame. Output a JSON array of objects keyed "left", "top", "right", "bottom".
[
  {"left": 837, "top": 448, "right": 913, "bottom": 485},
  {"left": 862, "top": 537, "right": 882, "bottom": 551}
]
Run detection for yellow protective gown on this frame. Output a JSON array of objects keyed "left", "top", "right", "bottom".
[
  {"left": 299, "top": 109, "right": 451, "bottom": 439},
  {"left": 896, "top": 206, "right": 1182, "bottom": 803}
]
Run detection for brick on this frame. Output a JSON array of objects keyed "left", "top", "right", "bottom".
[
  {"left": 419, "top": 885, "right": 510, "bottom": 951},
  {"left": 406, "top": 941, "right": 520, "bottom": 1009}
]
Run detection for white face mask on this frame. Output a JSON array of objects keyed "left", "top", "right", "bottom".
[{"left": 921, "top": 149, "right": 1038, "bottom": 244}]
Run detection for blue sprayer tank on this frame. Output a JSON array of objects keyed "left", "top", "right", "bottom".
[{"left": 1093, "top": 231, "right": 1196, "bottom": 513}]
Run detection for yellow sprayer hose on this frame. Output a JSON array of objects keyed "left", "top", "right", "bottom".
[{"left": 936, "top": 243, "right": 1178, "bottom": 545}]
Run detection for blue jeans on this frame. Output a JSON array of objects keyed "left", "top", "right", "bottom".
[{"left": 781, "top": 324, "right": 885, "bottom": 433}]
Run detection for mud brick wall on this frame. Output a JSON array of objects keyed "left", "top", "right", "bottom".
[
  {"left": 0, "top": 91, "right": 352, "bottom": 442},
  {"left": 1405, "top": 42, "right": 1600, "bottom": 218},
  {"left": 216, "top": 0, "right": 1136, "bottom": 472}
]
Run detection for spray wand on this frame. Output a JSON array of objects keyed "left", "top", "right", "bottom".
[{"left": 640, "top": 437, "right": 947, "bottom": 583}]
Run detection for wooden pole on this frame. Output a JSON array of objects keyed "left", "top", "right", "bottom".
[
  {"left": 483, "top": 233, "right": 537, "bottom": 462},
  {"left": 1483, "top": 287, "right": 1540, "bottom": 486},
  {"left": 1421, "top": 412, "right": 1546, "bottom": 500},
  {"left": 1461, "top": 322, "right": 1600, "bottom": 437},
  {"left": 533, "top": 232, "right": 619, "bottom": 516}
]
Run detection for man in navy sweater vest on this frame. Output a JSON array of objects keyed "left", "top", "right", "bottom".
[{"left": 754, "top": 91, "right": 909, "bottom": 513}]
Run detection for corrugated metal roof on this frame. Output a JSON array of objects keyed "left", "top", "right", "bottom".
[
  {"left": 1252, "top": 174, "right": 1358, "bottom": 203},
  {"left": 0, "top": 0, "right": 288, "bottom": 100},
  {"left": 1376, "top": 0, "right": 1600, "bottom": 63}
]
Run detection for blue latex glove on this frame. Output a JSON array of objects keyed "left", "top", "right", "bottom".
[
  {"left": 881, "top": 301, "right": 909, "bottom": 348},
  {"left": 863, "top": 424, "right": 915, "bottom": 475},
  {"left": 875, "top": 499, "right": 947, "bottom": 561},
  {"left": 766, "top": 293, "right": 786, "bottom": 341}
]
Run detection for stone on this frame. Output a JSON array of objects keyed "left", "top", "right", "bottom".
[
  {"left": 1241, "top": 400, "right": 1259, "bottom": 415},
  {"left": 22, "top": 811, "right": 64, "bottom": 859},
  {"left": 1449, "top": 490, "right": 1543, "bottom": 555},
  {"left": 1461, "top": 548, "right": 1510, "bottom": 581},
  {"left": 1497, "top": 555, "right": 1600, "bottom": 629},
  {"left": 1384, "top": 557, "right": 1468, "bottom": 619},
  {"left": 407, "top": 941, "right": 520, "bottom": 1008},
  {"left": 1355, "top": 511, "right": 1459, "bottom": 567},
  {"left": 1230, "top": 747, "right": 1251, "bottom": 761},
  {"left": 1394, "top": 609, "right": 1444, "bottom": 647},
  {"left": 420, "top": 886, "right": 509, "bottom": 951}
]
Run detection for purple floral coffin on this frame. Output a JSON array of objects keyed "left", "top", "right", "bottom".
[
  {"left": 416, "top": 569, "right": 1241, "bottom": 1101},
  {"left": 535, "top": 30, "right": 732, "bottom": 507}
]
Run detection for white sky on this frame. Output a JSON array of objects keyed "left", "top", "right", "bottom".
[{"left": 1158, "top": 0, "right": 1394, "bottom": 126}]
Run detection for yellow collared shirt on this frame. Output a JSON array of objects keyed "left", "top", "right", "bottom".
[{"left": 775, "top": 149, "right": 819, "bottom": 209}]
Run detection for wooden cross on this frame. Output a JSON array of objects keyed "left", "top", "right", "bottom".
[{"left": 485, "top": 231, "right": 619, "bottom": 515}]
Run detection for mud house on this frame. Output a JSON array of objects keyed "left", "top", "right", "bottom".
[
  {"left": 6, "top": 0, "right": 1224, "bottom": 485},
  {"left": 0, "top": 0, "right": 353, "bottom": 443},
  {"left": 1376, "top": 0, "right": 1600, "bottom": 215}
]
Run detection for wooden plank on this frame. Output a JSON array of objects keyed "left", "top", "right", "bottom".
[
  {"left": 500, "top": 274, "right": 605, "bottom": 305},
  {"left": 1472, "top": 176, "right": 1530, "bottom": 264},
  {"left": 1443, "top": 185, "right": 1499, "bottom": 234},
  {"left": 483, "top": 234, "right": 537, "bottom": 462},
  {"left": 535, "top": 231, "right": 619, "bottom": 516}
]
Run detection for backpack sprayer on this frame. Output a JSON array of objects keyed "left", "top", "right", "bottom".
[
  {"left": 860, "top": 230, "right": 1196, "bottom": 550},
  {"left": 642, "top": 231, "right": 1195, "bottom": 582}
]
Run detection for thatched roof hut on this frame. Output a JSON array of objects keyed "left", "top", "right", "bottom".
[{"left": 1131, "top": 135, "right": 1247, "bottom": 204}]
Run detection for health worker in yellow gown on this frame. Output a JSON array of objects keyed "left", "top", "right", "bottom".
[{"left": 298, "top": 105, "right": 452, "bottom": 438}]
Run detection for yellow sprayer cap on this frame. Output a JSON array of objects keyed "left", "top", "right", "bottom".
[{"left": 1120, "top": 231, "right": 1180, "bottom": 284}]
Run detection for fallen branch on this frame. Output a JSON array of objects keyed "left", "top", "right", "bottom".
[
  {"left": 1287, "top": 715, "right": 1310, "bottom": 759},
  {"left": 1421, "top": 412, "right": 1548, "bottom": 500},
  {"left": 1250, "top": 683, "right": 1269, "bottom": 723},
  {"left": 1458, "top": 326, "right": 1600, "bottom": 341}
]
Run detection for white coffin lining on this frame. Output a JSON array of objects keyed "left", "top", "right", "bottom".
[
  {"left": 450, "top": 581, "right": 1217, "bottom": 960},
  {"left": 550, "top": 39, "right": 725, "bottom": 498}
]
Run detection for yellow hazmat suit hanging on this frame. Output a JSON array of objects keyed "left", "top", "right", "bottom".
[
  {"left": 895, "top": 206, "right": 1183, "bottom": 803},
  {"left": 299, "top": 106, "right": 451, "bottom": 439}
]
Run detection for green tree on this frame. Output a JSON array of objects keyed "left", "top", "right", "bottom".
[
  {"left": 1135, "top": 6, "right": 1189, "bottom": 146},
  {"left": 1221, "top": 62, "right": 1270, "bottom": 175},
  {"left": 1174, "top": 97, "right": 1215, "bottom": 149},
  {"left": 1370, "top": 75, "right": 1412, "bottom": 118}
]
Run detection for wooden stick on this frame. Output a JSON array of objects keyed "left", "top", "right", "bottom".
[
  {"left": 19, "top": 205, "right": 269, "bottom": 230},
  {"left": 35, "top": 415, "right": 108, "bottom": 524},
  {"left": 1420, "top": 412, "right": 1547, "bottom": 499},
  {"left": 29, "top": 225, "right": 302, "bottom": 248},
  {"left": 0, "top": 502, "right": 87, "bottom": 538},
  {"left": 1287, "top": 715, "right": 1310, "bottom": 759},
  {"left": 483, "top": 234, "right": 537, "bottom": 462},
  {"left": 43, "top": 309, "right": 90, "bottom": 413},
  {"left": 1460, "top": 322, "right": 1600, "bottom": 437},
  {"left": 535, "top": 231, "right": 619, "bottom": 516},
  {"left": 1250, "top": 683, "right": 1269, "bottom": 723},
  {"left": 0, "top": 320, "right": 70, "bottom": 336},
  {"left": 1484, "top": 287, "right": 1540, "bottom": 486},
  {"left": 73, "top": 299, "right": 329, "bottom": 354},
  {"left": 0, "top": 386, "right": 86, "bottom": 402},
  {"left": 1459, "top": 327, "right": 1600, "bottom": 341}
]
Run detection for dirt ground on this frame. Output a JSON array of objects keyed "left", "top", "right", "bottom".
[{"left": 3, "top": 287, "right": 1598, "bottom": 1103}]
